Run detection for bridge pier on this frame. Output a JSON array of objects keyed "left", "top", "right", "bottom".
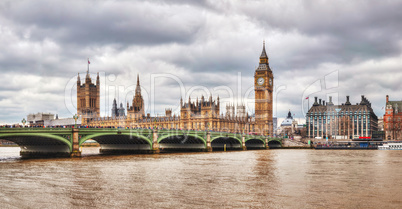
[
  {"left": 152, "top": 130, "right": 160, "bottom": 154},
  {"left": 206, "top": 132, "right": 212, "bottom": 152},
  {"left": 265, "top": 136, "right": 269, "bottom": 149},
  {"left": 242, "top": 135, "right": 247, "bottom": 151},
  {"left": 71, "top": 128, "right": 81, "bottom": 157}
]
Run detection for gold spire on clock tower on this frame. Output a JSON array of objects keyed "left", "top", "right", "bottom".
[{"left": 254, "top": 41, "right": 274, "bottom": 136}]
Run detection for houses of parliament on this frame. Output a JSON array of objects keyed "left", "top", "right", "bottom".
[{"left": 77, "top": 43, "right": 274, "bottom": 135}]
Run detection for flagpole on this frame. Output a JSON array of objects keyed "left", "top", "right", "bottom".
[{"left": 87, "top": 58, "right": 89, "bottom": 73}]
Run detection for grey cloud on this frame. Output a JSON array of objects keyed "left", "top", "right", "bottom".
[
  {"left": 0, "top": 0, "right": 401, "bottom": 124},
  {"left": 2, "top": 0, "right": 206, "bottom": 47}
]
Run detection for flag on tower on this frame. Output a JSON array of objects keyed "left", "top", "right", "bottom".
[
  {"left": 88, "top": 59, "right": 90, "bottom": 64},
  {"left": 305, "top": 97, "right": 309, "bottom": 99}
]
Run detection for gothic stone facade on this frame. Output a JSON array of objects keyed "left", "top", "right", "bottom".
[
  {"left": 254, "top": 41, "right": 274, "bottom": 135},
  {"left": 306, "top": 95, "right": 378, "bottom": 139},
  {"left": 77, "top": 72, "right": 100, "bottom": 125},
  {"left": 79, "top": 43, "right": 273, "bottom": 135}
]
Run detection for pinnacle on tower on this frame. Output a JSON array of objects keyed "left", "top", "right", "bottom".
[
  {"left": 135, "top": 74, "right": 141, "bottom": 96},
  {"left": 77, "top": 73, "right": 81, "bottom": 85},
  {"left": 260, "top": 40, "right": 267, "bottom": 58},
  {"left": 86, "top": 58, "right": 90, "bottom": 78},
  {"left": 259, "top": 40, "right": 269, "bottom": 65},
  {"left": 96, "top": 72, "right": 100, "bottom": 84}
]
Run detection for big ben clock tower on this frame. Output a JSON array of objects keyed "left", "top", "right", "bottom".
[{"left": 254, "top": 41, "right": 273, "bottom": 136}]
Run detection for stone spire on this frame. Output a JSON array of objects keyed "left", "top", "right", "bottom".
[
  {"left": 257, "top": 40, "right": 271, "bottom": 71},
  {"left": 260, "top": 40, "right": 268, "bottom": 60},
  {"left": 86, "top": 58, "right": 91, "bottom": 82},
  {"left": 135, "top": 74, "right": 141, "bottom": 96}
]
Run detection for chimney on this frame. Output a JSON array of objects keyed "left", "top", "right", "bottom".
[
  {"left": 386, "top": 95, "right": 389, "bottom": 103},
  {"left": 360, "top": 95, "right": 366, "bottom": 105},
  {"left": 323, "top": 100, "right": 326, "bottom": 106},
  {"left": 313, "top": 97, "right": 319, "bottom": 106},
  {"left": 319, "top": 99, "right": 322, "bottom": 105},
  {"left": 345, "top": 96, "right": 351, "bottom": 105},
  {"left": 328, "top": 96, "right": 334, "bottom": 106}
]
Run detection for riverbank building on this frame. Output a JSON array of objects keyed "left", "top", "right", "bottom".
[{"left": 306, "top": 95, "right": 378, "bottom": 139}]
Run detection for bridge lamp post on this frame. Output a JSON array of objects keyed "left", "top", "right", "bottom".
[
  {"left": 73, "top": 114, "right": 79, "bottom": 128},
  {"left": 21, "top": 118, "right": 26, "bottom": 128}
]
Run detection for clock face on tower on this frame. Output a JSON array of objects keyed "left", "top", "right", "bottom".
[{"left": 257, "top": 77, "right": 265, "bottom": 86}]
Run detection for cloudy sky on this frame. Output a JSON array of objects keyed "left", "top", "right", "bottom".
[{"left": 0, "top": 0, "right": 401, "bottom": 125}]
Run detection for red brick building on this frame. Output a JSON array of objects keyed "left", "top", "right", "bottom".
[{"left": 384, "top": 95, "right": 402, "bottom": 140}]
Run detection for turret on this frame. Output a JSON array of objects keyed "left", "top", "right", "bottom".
[
  {"left": 96, "top": 72, "right": 100, "bottom": 85},
  {"left": 77, "top": 73, "right": 81, "bottom": 86},
  {"left": 112, "top": 98, "right": 118, "bottom": 118}
]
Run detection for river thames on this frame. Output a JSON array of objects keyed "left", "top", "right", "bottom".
[{"left": 0, "top": 147, "right": 401, "bottom": 208}]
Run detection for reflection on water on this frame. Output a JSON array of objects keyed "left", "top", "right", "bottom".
[{"left": 0, "top": 147, "right": 401, "bottom": 208}]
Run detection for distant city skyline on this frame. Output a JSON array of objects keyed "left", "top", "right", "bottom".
[{"left": 0, "top": 0, "right": 401, "bottom": 124}]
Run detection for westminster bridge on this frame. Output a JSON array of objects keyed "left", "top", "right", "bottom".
[{"left": 0, "top": 128, "right": 282, "bottom": 157}]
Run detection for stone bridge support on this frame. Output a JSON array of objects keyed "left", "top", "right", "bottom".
[
  {"left": 242, "top": 135, "right": 247, "bottom": 151},
  {"left": 265, "top": 136, "right": 269, "bottom": 149},
  {"left": 152, "top": 130, "right": 160, "bottom": 153},
  {"left": 206, "top": 132, "right": 212, "bottom": 152},
  {"left": 71, "top": 128, "right": 81, "bottom": 157}
]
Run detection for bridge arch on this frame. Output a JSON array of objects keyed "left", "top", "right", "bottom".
[
  {"left": 158, "top": 134, "right": 206, "bottom": 145},
  {"left": 211, "top": 136, "right": 242, "bottom": 150},
  {"left": 79, "top": 133, "right": 153, "bottom": 153},
  {"left": 79, "top": 133, "right": 152, "bottom": 146},
  {"left": 245, "top": 138, "right": 266, "bottom": 149},
  {"left": 267, "top": 139, "right": 282, "bottom": 148},
  {"left": 0, "top": 133, "right": 73, "bottom": 156},
  {"left": 158, "top": 134, "right": 206, "bottom": 151}
]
